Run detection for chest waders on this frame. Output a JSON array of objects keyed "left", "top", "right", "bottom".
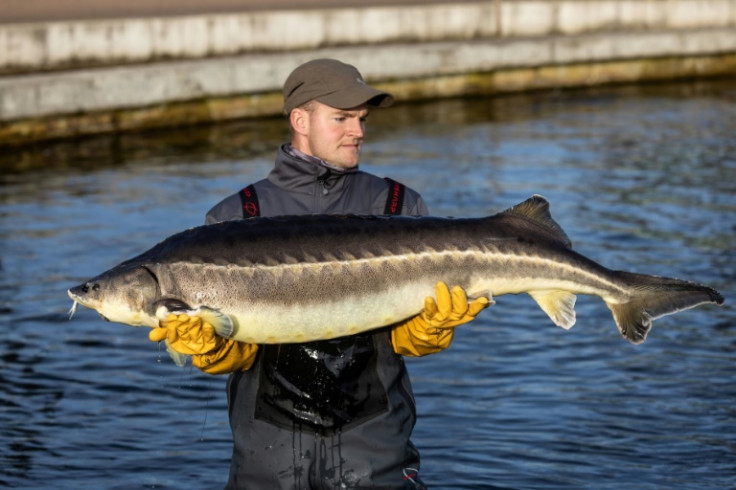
[
  {"left": 218, "top": 147, "right": 427, "bottom": 488},
  {"left": 237, "top": 178, "right": 407, "bottom": 435}
]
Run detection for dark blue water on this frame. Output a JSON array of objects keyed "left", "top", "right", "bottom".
[{"left": 1, "top": 80, "right": 734, "bottom": 489}]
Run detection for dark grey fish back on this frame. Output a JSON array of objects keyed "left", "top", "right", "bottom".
[{"left": 131, "top": 215, "right": 492, "bottom": 267}]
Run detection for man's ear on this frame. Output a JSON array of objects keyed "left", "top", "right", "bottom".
[{"left": 290, "top": 108, "right": 309, "bottom": 136}]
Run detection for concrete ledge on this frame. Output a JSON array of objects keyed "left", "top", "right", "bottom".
[
  {"left": 1, "top": 0, "right": 734, "bottom": 73},
  {"left": 2, "top": 53, "right": 734, "bottom": 146},
  {"left": 1, "top": 28, "right": 734, "bottom": 122},
  {"left": 1, "top": 0, "right": 734, "bottom": 145}
]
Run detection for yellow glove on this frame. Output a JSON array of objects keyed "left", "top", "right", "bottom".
[
  {"left": 391, "top": 282, "right": 490, "bottom": 357},
  {"left": 149, "top": 314, "right": 258, "bottom": 374}
]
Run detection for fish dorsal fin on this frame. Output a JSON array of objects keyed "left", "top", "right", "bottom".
[{"left": 503, "top": 195, "right": 572, "bottom": 248}]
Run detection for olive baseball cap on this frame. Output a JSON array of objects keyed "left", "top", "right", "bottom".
[{"left": 282, "top": 59, "right": 394, "bottom": 115}]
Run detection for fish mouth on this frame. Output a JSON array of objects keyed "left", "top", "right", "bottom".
[
  {"left": 67, "top": 287, "right": 85, "bottom": 304},
  {"left": 67, "top": 288, "right": 85, "bottom": 320},
  {"left": 67, "top": 287, "right": 99, "bottom": 311},
  {"left": 67, "top": 289, "right": 112, "bottom": 322}
]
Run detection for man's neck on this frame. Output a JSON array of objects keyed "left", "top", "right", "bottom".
[{"left": 284, "top": 144, "right": 355, "bottom": 173}]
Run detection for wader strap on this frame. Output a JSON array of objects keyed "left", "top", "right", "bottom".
[
  {"left": 239, "top": 184, "right": 261, "bottom": 218},
  {"left": 383, "top": 178, "right": 405, "bottom": 215}
]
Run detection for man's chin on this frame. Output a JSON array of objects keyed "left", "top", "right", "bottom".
[{"left": 334, "top": 151, "right": 360, "bottom": 169}]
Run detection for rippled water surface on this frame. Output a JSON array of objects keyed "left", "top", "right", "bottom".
[{"left": 1, "top": 80, "right": 734, "bottom": 489}]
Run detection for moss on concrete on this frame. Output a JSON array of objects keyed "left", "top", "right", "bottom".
[{"left": 1, "top": 55, "right": 734, "bottom": 147}]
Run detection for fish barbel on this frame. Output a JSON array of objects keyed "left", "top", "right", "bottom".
[{"left": 67, "top": 195, "right": 724, "bottom": 346}]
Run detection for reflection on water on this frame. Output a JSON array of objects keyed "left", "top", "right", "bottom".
[{"left": 1, "top": 80, "right": 734, "bottom": 489}]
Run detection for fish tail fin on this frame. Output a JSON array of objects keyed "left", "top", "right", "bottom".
[{"left": 605, "top": 271, "right": 724, "bottom": 344}]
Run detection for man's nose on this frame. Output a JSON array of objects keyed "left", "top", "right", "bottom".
[{"left": 348, "top": 119, "right": 365, "bottom": 138}]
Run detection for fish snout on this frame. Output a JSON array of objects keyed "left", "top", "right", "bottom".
[
  {"left": 68, "top": 281, "right": 101, "bottom": 301},
  {"left": 80, "top": 281, "right": 100, "bottom": 294},
  {"left": 68, "top": 281, "right": 106, "bottom": 318}
]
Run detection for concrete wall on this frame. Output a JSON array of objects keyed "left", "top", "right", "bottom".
[{"left": 1, "top": 0, "right": 735, "bottom": 145}]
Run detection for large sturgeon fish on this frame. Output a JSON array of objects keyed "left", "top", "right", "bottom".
[{"left": 68, "top": 195, "right": 723, "bottom": 346}]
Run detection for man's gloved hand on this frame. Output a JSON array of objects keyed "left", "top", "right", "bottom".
[
  {"left": 391, "top": 282, "right": 490, "bottom": 357},
  {"left": 422, "top": 282, "right": 490, "bottom": 328},
  {"left": 149, "top": 313, "right": 258, "bottom": 374},
  {"left": 149, "top": 313, "right": 221, "bottom": 355}
]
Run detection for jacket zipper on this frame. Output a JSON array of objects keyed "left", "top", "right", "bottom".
[{"left": 315, "top": 169, "right": 332, "bottom": 210}]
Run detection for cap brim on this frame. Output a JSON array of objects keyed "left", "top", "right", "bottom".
[{"left": 317, "top": 85, "right": 394, "bottom": 110}]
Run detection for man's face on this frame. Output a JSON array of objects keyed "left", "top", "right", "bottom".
[{"left": 298, "top": 101, "right": 369, "bottom": 169}]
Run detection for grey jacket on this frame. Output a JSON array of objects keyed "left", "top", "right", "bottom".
[
  {"left": 206, "top": 144, "right": 428, "bottom": 223},
  {"left": 208, "top": 144, "right": 429, "bottom": 488}
]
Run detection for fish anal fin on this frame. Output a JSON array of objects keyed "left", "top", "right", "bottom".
[
  {"left": 503, "top": 195, "right": 572, "bottom": 248},
  {"left": 528, "top": 290, "right": 577, "bottom": 329}
]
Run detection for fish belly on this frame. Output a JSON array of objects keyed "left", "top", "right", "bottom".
[
  {"left": 227, "top": 281, "right": 435, "bottom": 344},
  {"left": 168, "top": 252, "right": 484, "bottom": 344}
]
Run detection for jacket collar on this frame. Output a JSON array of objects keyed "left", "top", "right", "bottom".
[{"left": 268, "top": 143, "right": 357, "bottom": 191}]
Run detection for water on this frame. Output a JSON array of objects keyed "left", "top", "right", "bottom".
[{"left": 1, "top": 80, "right": 734, "bottom": 489}]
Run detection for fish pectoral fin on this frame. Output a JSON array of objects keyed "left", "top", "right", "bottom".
[
  {"left": 191, "top": 306, "right": 235, "bottom": 339},
  {"left": 528, "top": 290, "right": 577, "bottom": 329},
  {"left": 165, "top": 341, "right": 190, "bottom": 367},
  {"left": 154, "top": 298, "right": 192, "bottom": 317},
  {"left": 154, "top": 298, "right": 195, "bottom": 322},
  {"left": 153, "top": 300, "right": 234, "bottom": 339}
]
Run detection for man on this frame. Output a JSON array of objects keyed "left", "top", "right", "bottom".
[{"left": 150, "top": 59, "right": 489, "bottom": 489}]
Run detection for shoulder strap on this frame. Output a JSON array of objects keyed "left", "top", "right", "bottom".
[
  {"left": 238, "top": 184, "right": 261, "bottom": 218},
  {"left": 383, "top": 178, "right": 406, "bottom": 215}
]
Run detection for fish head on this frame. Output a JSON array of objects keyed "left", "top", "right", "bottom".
[{"left": 67, "top": 263, "right": 160, "bottom": 327}]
